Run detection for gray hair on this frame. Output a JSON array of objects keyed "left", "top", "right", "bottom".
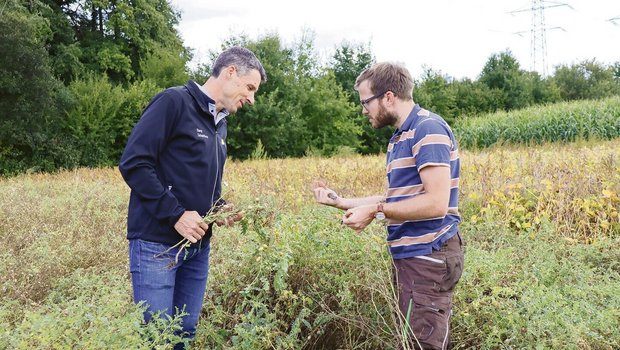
[{"left": 212, "top": 46, "right": 267, "bottom": 83}]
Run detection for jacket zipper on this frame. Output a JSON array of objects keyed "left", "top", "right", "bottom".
[{"left": 211, "top": 121, "right": 222, "bottom": 206}]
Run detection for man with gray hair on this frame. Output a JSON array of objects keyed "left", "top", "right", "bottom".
[{"left": 120, "top": 46, "right": 266, "bottom": 349}]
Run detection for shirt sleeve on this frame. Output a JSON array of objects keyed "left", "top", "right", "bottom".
[
  {"left": 118, "top": 91, "right": 185, "bottom": 226},
  {"left": 412, "top": 119, "right": 453, "bottom": 171}
]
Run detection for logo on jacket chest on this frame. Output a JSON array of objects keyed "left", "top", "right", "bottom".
[{"left": 196, "top": 128, "right": 208, "bottom": 139}]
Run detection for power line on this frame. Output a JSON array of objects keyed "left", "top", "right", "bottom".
[{"left": 510, "top": 1, "right": 572, "bottom": 77}]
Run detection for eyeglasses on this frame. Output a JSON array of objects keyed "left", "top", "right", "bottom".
[{"left": 360, "top": 91, "right": 387, "bottom": 108}]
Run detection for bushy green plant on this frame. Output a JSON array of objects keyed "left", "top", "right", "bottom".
[
  {"left": 454, "top": 219, "right": 620, "bottom": 349},
  {"left": 250, "top": 139, "right": 269, "bottom": 160},
  {"left": 2, "top": 141, "right": 620, "bottom": 349},
  {"left": 140, "top": 46, "right": 190, "bottom": 89},
  {"left": 194, "top": 202, "right": 399, "bottom": 349},
  {"left": 65, "top": 75, "right": 158, "bottom": 166},
  {"left": 3, "top": 269, "right": 187, "bottom": 350}
]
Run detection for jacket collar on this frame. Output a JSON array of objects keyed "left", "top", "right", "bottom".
[
  {"left": 185, "top": 80, "right": 230, "bottom": 124},
  {"left": 185, "top": 80, "right": 214, "bottom": 116}
]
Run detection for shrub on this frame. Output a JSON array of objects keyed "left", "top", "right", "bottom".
[{"left": 65, "top": 75, "right": 159, "bottom": 167}]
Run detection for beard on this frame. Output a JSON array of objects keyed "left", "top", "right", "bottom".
[{"left": 371, "top": 101, "right": 398, "bottom": 129}]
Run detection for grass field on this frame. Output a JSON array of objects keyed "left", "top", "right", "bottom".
[{"left": 1, "top": 139, "right": 619, "bottom": 349}]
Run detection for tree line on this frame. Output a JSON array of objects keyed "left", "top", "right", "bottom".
[{"left": 1, "top": 0, "right": 619, "bottom": 176}]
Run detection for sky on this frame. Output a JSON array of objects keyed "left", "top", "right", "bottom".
[{"left": 170, "top": 0, "right": 620, "bottom": 80}]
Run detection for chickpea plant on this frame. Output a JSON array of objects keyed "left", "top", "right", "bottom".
[{"left": 154, "top": 203, "right": 244, "bottom": 268}]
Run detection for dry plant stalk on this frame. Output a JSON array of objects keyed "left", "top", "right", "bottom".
[{"left": 154, "top": 203, "right": 243, "bottom": 268}]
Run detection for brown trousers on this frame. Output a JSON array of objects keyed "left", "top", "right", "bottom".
[{"left": 393, "top": 232, "right": 465, "bottom": 350}]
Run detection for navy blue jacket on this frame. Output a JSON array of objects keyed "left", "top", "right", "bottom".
[{"left": 119, "top": 81, "right": 227, "bottom": 246}]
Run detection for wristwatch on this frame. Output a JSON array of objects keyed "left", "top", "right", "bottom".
[{"left": 375, "top": 202, "right": 386, "bottom": 220}]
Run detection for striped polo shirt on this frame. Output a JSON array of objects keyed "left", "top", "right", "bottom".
[{"left": 385, "top": 104, "right": 460, "bottom": 259}]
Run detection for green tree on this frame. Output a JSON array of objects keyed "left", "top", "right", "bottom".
[
  {"left": 219, "top": 33, "right": 360, "bottom": 159},
  {"left": 331, "top": 41, "right": 374, "bottom": 95},
  {"left": 552, "top": 60, "right": 620, "bottom": 101},
  {"left": 41, "top": 0, "right": 85, "bottom": 82},
  {"left": 0, "top": 1, "right": 75, "bottom": 175},
  {"left": 221, "top": 33, "right": 295, "bottom": 159},
  {"left": 297, "top": 71, "right": 361, "bottom": 155},
  {"left": 140, "top": 45, "right": 189, "bottom": 88},
  {"left": 413, "top": 67, "right": 458, "bottom": 124},
  {"left": 7, "top": 0, "right": 191, "bottom": 173},
  {"left": 479, "top": 51, "right": 531, "bottom": 110},
  {"left": 42, "top": 0, "right": 189, "bottom": 84},
  {"left": 612, "top": 62, "right": 620, "bottom": 81},
  {"left": 329, "top": 42, "right": 388, "bottom": 154},
  {"left": 552, "top": 64, "right": 589, "bottom": 100},
  {"left": 581, "top": 60, "right": 620, "bottom": 98},
  {"left": 525, "top": 71, "right": 561, "bottom": 105},
  {"left": 452, "top": 78, "right": 503, "bottom": 117}
]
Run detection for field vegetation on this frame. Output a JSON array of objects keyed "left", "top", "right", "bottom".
[
  {"left": 3, "top": 2, "right": 620, "bottom": 349},
  {"left": 1, "top": 138, "right": 619, "bottom": 349}
]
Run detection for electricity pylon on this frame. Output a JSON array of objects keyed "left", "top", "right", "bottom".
[{"left": 510, "top": 1, "right": 571, "bottom": 77}]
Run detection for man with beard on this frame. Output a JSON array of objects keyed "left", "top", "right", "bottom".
[{"left": 312, "top": 62, "right": 464, "bottom": 350}]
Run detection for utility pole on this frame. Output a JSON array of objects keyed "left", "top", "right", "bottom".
[{"left": 510, "top": 1, "right": 571, "bottom": 77}]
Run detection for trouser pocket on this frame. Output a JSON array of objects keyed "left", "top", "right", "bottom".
[
  {"left": 409, "top": 291, "right": 452, "bottom": 350},
  {"left": 439, "top": 253, "right": 463, "bottom": 292},
  {"left": 129, "top": 239, "right": 141, "bottom": 273},
  {"left": 438, "top": 233, "right": 465, "bottom": 293}
]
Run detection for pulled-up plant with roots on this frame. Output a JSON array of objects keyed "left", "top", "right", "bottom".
[{"left": 155, "top": 203, "right": 244, "bottom": 268}]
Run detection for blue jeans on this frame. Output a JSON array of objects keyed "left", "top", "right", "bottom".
[{"left": 129, "top": 239, "right": 211, "bottom": 349}]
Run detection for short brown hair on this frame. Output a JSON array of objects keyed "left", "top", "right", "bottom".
[{"left": 354, "top": 62, "right": 413, "bottom": 100}]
